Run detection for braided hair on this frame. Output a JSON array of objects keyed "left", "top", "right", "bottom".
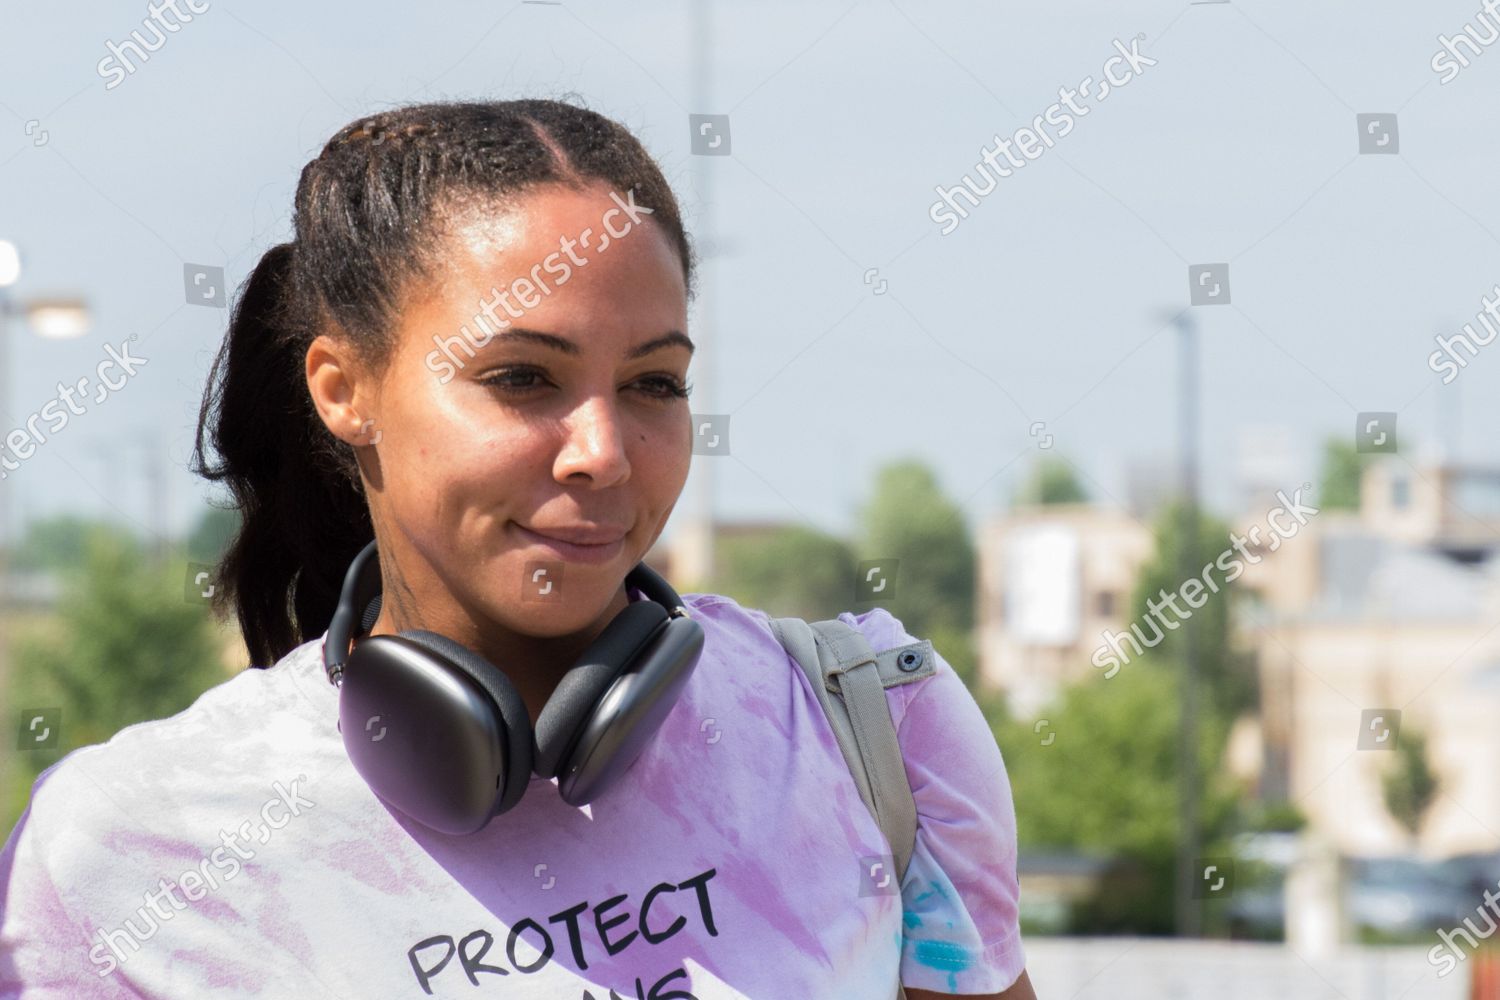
[{"left": 190, "top": 99, "right": 697, "bottom": 668}]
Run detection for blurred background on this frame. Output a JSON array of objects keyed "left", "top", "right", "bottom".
[{"left": 2, "top": 0, "right": 1499, "bottom": 996}]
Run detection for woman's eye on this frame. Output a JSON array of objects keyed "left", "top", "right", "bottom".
[
  {"left": 481, "top": 367, "right": 691, "bottom": 400},
  {"left": 638, "top": 375, "right": 693, "bottom": 399},
  {"left": 481, "top": 367, "right": 548, "bottom": 393}
]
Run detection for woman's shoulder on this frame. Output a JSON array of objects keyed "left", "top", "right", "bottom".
[
  {"left": 680, "top": 590, "right": 919, "bottom": 650},
  {"left": 0, "top": 642, "right": 338, "bottom": 992},
  {"left": 679, "top": 593, "right": 951, "bottom": 725},
  {"left": 679, "top": 592, "right": 937, "bottom": 674},
  {"left": 10, "top": 640, "right": 331, "bottom": 843}
]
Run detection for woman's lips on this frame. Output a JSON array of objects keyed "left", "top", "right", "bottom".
[{"left": 512, "top": 522, "right": 626, "bottom": 564}]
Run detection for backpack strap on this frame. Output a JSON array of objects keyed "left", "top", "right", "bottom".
[
  {"left": 770, "top": 617, "right": 937, "bottom": 1000},
  {"left": 767, "top": 616, "right": 937, "bottom": 883}
]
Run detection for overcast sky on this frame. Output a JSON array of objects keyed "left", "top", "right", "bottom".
[{"left": 1, "top": 0, "right": 1497, "bottom": 549}]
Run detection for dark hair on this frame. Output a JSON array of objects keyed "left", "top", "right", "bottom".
[{"left": 191, "top": 98, "right": 697, "bottom": 668}]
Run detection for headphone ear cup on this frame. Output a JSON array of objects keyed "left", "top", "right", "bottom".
[
  {"left": 533, "top": 600, "right": 668, "bottom": 780},
  {"left": 396, "top": 630, "right": 535, "bottom": 816}
]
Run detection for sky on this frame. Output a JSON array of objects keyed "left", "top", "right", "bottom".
[{"left": 1, "top": 0, "right": 1497, "bottom": 550}]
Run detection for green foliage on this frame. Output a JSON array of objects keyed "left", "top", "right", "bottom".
[
  {"left": 4, "top": 528, "right": 229, "bottom": 832},
  {"left": 858, "top": 459, "right": 976, "bottom": 665},
  {"left": 711, "top": 524, "right": 856, "bottom": 621},
  {"left": 707, "top": 459, "right": 983, "bottom": 691},
  {"left": 997, "top": 658, "right": 1240, "bottom": 933},
  {"left": 1126, "top": 498, "right": 1257, "bottom": 720},
  {"left": 995, "top": 492, "right": 1276, "bottom": 933},
  {"left": 1019, "top": 455, "right": 1089, "bottom": 505},
  {"left": 7, "top": 515, "right": 119, "bottom": 573},
  {"left": 1317, "top": 438, "right": 1370, "bottom": 511},
  {"left": 1000, "top": 660, "right": 1234, "bottom": 854},
  {"left": 1383, "top": 724, "right": 1441, "bottom": 838},
  {"left": 1246, "top": 800, "right": 1307, "bottom": 833},
  {"left": 186, "top": 502, "right": 241, "bottom": 565}
]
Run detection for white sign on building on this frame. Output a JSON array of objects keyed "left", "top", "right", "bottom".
[{"left": 1005, "top": 523, "right": 1081, "bottom": 646}]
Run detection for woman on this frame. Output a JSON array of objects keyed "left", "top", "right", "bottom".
[{"left": 0, "top": 99, "right": 1035, "bottom": 999}]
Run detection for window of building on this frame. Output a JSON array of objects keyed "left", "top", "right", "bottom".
[{"left": 1391, "top": 477, "right": 1410, "bottom": 509}]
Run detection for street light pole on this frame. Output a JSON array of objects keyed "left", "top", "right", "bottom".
[
  {"left": 1172, "top": 309, "right": 1203, "bottom": 938},
  {"left": 681, "top": 0, "right": 718, "bottom": 591}
]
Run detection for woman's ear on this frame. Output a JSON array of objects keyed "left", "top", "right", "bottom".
[{"left": 306, "top": 334, "right": 380, "bottom": 447}]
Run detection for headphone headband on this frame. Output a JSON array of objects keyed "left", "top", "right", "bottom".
[{"left": 322, "top": 539, "right": 690, "bottom": 685}]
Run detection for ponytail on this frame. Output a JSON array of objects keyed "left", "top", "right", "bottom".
[{"left": 190, "top": 242, "right": 372, "bottom": 667}]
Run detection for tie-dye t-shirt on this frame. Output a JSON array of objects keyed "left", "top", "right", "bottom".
[{"left": 0, "top": 589, "right": 1025, "bottom": 999}]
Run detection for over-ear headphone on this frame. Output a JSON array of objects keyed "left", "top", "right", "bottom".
[{"left": 322, "top": 539, "right": 705, "bottom": 836}]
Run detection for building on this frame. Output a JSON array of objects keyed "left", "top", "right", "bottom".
[
  {"left": 977, "top": 456, "right": 1500, "bottom": 857},
  {"left": 1253, "top": 459, "right": 1500, "bottom": 857}
]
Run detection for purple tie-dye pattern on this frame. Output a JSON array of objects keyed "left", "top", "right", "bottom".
[{"left": 0, "top": 591, "right": 1024, "bottom": 998}]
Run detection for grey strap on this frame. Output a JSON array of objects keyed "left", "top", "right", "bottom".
[
  {"left": 814, "top": 619, "right": 922, "bottom": 882},
  {"left": 770, "top": 616, "right": 875, "bottom": 812},
  {"left": 767, "top": 617, "right": 935, "bottom": 882}
]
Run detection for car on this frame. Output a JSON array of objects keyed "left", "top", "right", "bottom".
[{"left": 1345, "top": 856, "right": 1476, "bottom": 938}]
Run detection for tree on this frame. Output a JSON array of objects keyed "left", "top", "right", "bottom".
[
  {"left": 992, "top": 491, "right": 1270, "bottom": 933},
  {"left": 186, "top": 502, "right": 241, "bottom": 565},
  {"left": 3, "top": 529, "right": 230, "bottom": 832},
  {"left": 712, "top": 524, "right": 856, "bottom": 622},
  {"left": 1317, "top": 438, "right": 1374, "bottom": 511},
  {"left": 996, "top": 657, "right": 1238, "bottom": 933},
  {"left": 8, "top": 515, "right": 119, "bottom": 572},
  {"left": 1383, "top": 724, "right": 1440, "bottom": 838},
  {"left": 858, "top": 459, "right": 979, "bottom": 689},
  {"left": 1018, "top": 455, "right": 1089, "bottom": 505},
  {"left": 1125, "top": 498, "right": 1257, "bottom": 720}
]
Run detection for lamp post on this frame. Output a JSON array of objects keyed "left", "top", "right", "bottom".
[
  {"left": 678, "top": 0, "right": 719, "bottom": 592},
  {"left": 1163, "top": 307, "right": 1202, "bottom": 938}
]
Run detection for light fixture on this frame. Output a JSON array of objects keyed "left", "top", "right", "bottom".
[{"left": 26, "top": 298, "right": 91, "bottom": 339}]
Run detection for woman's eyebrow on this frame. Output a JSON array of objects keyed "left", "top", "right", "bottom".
[
  {"left": 489, "top": 327, "right": 695, "bottom": 359},
  {"left": 627, "top": 331, "right": 696, "bottom": 359}
]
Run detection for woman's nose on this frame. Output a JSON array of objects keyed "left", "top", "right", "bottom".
[{"left": 554, "top": 394, "right": 630, "bottom": 486}]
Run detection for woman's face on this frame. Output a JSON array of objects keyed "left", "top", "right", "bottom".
[{"left": 308, "top": 182, "right": 693, "bottom": 647}]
